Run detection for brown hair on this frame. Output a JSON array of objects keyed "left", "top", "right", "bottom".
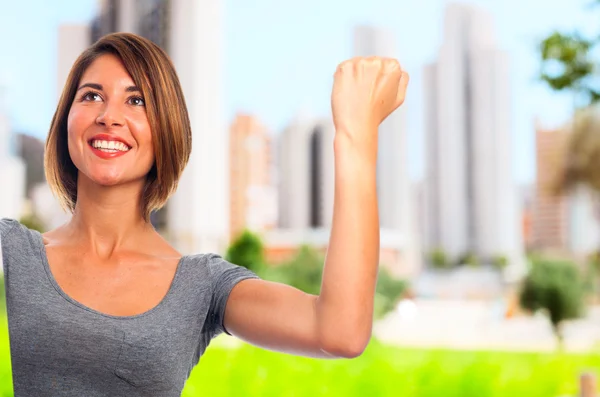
[{"left": 45, "top": 32, "right": 192, "bottom": 222}]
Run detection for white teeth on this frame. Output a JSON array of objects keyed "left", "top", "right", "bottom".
[{"left": 91, "top": 140, "right": 130, "bottom": 152}]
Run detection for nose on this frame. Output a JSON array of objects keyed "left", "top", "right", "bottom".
[{"left": 96, "top": 102, "right": 125, "bottom": 127}]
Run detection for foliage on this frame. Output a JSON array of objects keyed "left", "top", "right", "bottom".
[
  {"left": 491, "top": 255, "right": 508, "bottom": 270},
  {"left": 373, "top": 267, "right": 408, "bottom": 319},
  {"left": 428, "top": 248, "right": 450, "bottom": 269},
  {"left": 183, "top": 340, "right": 600, "bottom": 397},
  {"left": 538, "top": 11, "right": 600, "bottom": 196},
  {"left": 261, "top": 245, "right": 324, "bottom": 295},
  {"left": 261, "top": 245, "right": 407, "bottom": 319},
  {"left": 225, "top": 230, "right": 266, "bottom": 274},
  {"left": 554, "top": 108, "right": 600, "bottom": 194},
  {"left": 539, "top": 31, "right": 598, "bottom": 104},
  {"left": 456, "top": 252, "right": 480, "bottom": 268},
  {"left": 18, "top": 213, "right": 45, "bottom": 233},
  {"left": 519, "top": 259, "right": 585, "bottom": 347}
]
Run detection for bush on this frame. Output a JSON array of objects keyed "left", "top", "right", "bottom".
[
  {"left": 374, "top": 267, "right": 408, "bottom": 319},
  {"left": 519, "top": 259, "right": 585, "bottom": 347},
  {"left": 19, "top": 213, "right": 45, "bottom": 233},
  {"left": 428, "top": 248, "right": 449, "bottom": 269},
  {"left": 456, "top": 252, "right": 479, "bottom": 268},
  {"left": 262, "top": 245, "right": 324, "bottom": 295},
  {"left": 261, "top": 246, "right": 407, "bottom": 319},
  {"left": 491, "top": 255, "right": 508, "bottom": 270},
  {"left": 225, "top": 230, "right": 266, "bottom": 274}
]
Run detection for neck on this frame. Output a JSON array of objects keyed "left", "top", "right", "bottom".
[{"left": 65, "top": 174, "right": 154, "bottom": 257}]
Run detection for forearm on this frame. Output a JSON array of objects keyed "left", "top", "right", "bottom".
[{"left": 315, "top": 131, "right": 380, "bottom": 357}]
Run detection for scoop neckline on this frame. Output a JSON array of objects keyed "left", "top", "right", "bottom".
[{"left": 33, "top": 230, "right": 187, "bottom": 320}]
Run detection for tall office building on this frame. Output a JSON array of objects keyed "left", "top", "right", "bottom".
[
  {"left": 0, "top": 89, "right": 26, "bottom": 219},
  {"left": 353, "top": 25, "right": 412, "bottom": 233},
  {"left": 353, "top": 25, "right": 421, "bottom": 275},
  {"left": 229, "top": 114, "right": 277, "bottom": 240},
  {"left": 424, "top": 3, "right": 523, "bottom": 264},
  {"left": 278, "top": 116, "right": 335, "bottom": 229},
  {"left": 532, "top": 121, "right": 600, "bottom": 255},
  {"left": 531, "top": 123, "right": 570, "bottom": 251},
  {"left": 57, "top": 24, "right": 91, "bottom": 100},
  {"left": 90, "top": 0, "right": 228, "bottom": 254}
]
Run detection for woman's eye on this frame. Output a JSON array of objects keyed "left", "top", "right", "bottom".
[
  {"left": 128, "top": 97, "right": 145, "bottom": 106},
  {"left": 82, "top": 92, "right": 102, "bottom": 102}
]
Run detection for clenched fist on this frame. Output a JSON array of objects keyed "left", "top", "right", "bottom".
[{"left": 331, "top": 57, "right": 409, "bottom": 143}]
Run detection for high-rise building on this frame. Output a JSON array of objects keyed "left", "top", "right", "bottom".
[
  {"left": 229, "top": 114, "right": 277, "bottom": 240},
  {"left": 353, "top": 25, "right": 421, "bottom": 276},
  {"left": 531, "top": 123, "right": 570, "bottom": 251},
  {"left": 278, "top": 116, "right": 334, "bottom": 229},
  {"left": 532, "top": 121, "right": 599, "bottom": 255},
  {"left": 57, "top": 24, "right": 91, "bottom": 100},
  {"left": 424, "top": 3, "right": 523, "bottom": 265},
  {"left": 353, "top": 25, "right": 412, "bottom": 233},
  {"left": 90, "top": 0, "right": 228, "bottom": 254},
  {"left": 0, "top": 88, "right": 26, "bottom": 220}
]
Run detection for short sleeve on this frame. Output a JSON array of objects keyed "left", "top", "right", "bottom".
[
  {"left": 204, "top": 254, "right": 260, "bottom": 337},
  {"left": 0, "top": 218, "right": 18, "bottom": 240}
]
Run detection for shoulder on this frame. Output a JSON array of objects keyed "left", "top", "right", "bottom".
[
  {"left": 0, "top": 218, "right": 37, "bottom": 246},
  {"left": 0, "top": 218, "right": 42, "bottom": 267},
  {"left": 185, "top": 253, "right": 260, "bottom": 285},
  {"left": 0, "top": 218, "right": 20, "bottom": 239}
]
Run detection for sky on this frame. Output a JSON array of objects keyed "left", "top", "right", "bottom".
[{"left": 0, "top": 0, "right": 597, "bottom": 183}]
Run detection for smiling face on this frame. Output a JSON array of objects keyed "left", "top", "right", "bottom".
[
  {"left": 46, "top": 33, "right": 193, "bottom": 221},
  {"left": 67, "top": 54, "right": 155, "bottom": 187}
]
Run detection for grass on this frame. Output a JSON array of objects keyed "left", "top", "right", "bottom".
[
  {"left": 182, "top": 338, "right": 600, "bottom": 397},
  {"left": 0, "top": 313, "right": 596, "bottom": 396}
]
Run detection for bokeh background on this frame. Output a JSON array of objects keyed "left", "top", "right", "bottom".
[{"left": 1, "top": 0, "right": 600, "bottom": 396}]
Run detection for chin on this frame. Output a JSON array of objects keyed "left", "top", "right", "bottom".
[
  {"left": 90, "top": 174, "right": 126, "bottom": 187},
  {"left": 81, "top": 166, "right": 127, "bottom": 187}
]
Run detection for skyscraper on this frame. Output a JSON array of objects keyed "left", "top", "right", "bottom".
[
  {"left": 57, "top": 24, "right": 91, "bottom": 100},
  {"left": 531, "top": 122, "right": 570, "bottom": 251},
  {"left": 0, "top": 88, "right": 26, "bottom": 219},
  {"left": 424, "top": 3, "right": 523, "bottom": 264},
  {"left": 229, "top": 114, "right": 277, "bottom": 240},
  {"left": 532, "top": 121, "right": 600, "bottom": 255},
  {"left": 353, "top": 25, "right": 412, "bottom": 233},
  {"left": 90, "top": 0, "right": 228, "bottom": 254},
  {"left": 278, "top": 116, "right": 335, "bottom": 229}
]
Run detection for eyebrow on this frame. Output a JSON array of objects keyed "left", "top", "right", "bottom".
[{"left": 76, "top": 83, "right": 141, "bottom": 93}]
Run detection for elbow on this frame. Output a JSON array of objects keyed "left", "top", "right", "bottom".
[{"left": 320, "top": 332, "right": 371, "bottom": 359}]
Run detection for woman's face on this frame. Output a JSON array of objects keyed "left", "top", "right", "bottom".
[{"left": 67, "top": 53, "right": 154, "bottom": 188}]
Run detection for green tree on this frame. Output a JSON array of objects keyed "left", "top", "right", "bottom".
[
  {"left": 262, "top": 245, "right": 408, "bottom": 319},
  {"left": 539, "top": 31, "right": 598, "bottom": 106},
  {"left": 263, "top": 245, "right": 324, "bottom": 295},
  {"left": 225, "top": 229, "right": 266, "bottom": 274},
  {"left": 538, "top": 5, "right": 600, "bottom": 298},
  {"left": 374, "top": 267, "right": 409, "bottom": 319},
  {"left": 519, "top": 259, "right": 585, "bottom": 348},
  {"left": 19, "top": 213, "right": 45, "bottom": 233},
  {"left": 491, "top": 254, "right": 509, "bottom": 270},
  {"left": 428, "top": 248, "right": 449, "bottom": 269},
  {"left": 456, "top": 251, "right": 479, "bottom": 268}
]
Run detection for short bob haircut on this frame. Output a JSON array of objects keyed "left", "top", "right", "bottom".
[{"left": 45, "top": 33, "right": 192, "bottom": 222}]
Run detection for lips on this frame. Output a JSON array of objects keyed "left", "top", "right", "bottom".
[{"left": 88, "top": 133, "right": 132, "bottom": 160}]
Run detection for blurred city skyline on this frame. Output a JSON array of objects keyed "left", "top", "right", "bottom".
[{"left": 0, "top": 0, "right": 596, "bottom": 184}]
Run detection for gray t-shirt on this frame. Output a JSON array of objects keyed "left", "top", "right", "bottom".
[{"left": 0, "top": 218, "right": 259, "bottom": 396}]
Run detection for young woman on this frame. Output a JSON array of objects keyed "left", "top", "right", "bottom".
[{"left": 0, "top": 33, "right": 409, "bottom": 396}]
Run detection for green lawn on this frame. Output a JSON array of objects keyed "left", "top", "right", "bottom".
[
  {"left": 183, "top": 338, "right": 600, "bottom": 397},
  {"left": 0, "top": 320, "right": 596, "bottom": 396}
]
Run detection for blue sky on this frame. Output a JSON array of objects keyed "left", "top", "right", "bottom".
[{"left": 0, "top": 0, "right": 596, "bottom": 183}]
